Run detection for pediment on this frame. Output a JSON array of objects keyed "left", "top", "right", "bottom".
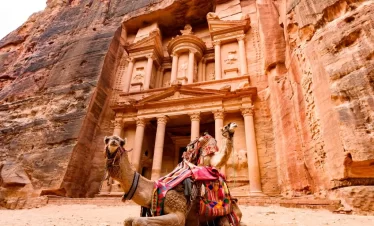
[
  {"left": 126, "top": 31, "right": 163, "bottom": 58},
  {"left": 207, "top": 18, "right": 250, "bottom": 37},
  {"left": 136, "top": 85, "right": 227, "bottom": 105}
]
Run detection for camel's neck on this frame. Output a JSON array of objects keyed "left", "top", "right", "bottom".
[
  {"left": 107, "top": 152, "right": 154, "bottom": 207},
  {"left": 221, "top": 134, "right": 233, "bottom": 155}
]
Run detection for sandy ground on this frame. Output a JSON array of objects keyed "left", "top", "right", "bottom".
[{"left": 0, "top": 205, "right": 373, "bottom": 226}]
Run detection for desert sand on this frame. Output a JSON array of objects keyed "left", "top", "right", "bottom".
[{"left": 0, "top": 204, "right": 373, "bottom": 226}]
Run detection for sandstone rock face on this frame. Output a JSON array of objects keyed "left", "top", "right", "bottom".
[{"left": 0, "top": 0, "right": 373, "bottom": 213}]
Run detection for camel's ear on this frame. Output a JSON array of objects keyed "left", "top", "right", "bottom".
[
  {"left": 120, "top": 138, "right": 127, "bottom": 147},
  {"left": 104, "top": 136, "right": 110, "bottom": 144}
]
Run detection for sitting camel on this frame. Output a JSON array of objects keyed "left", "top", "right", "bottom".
[{"left": 104, "top": 122, "right": 241, "bottom": 226}]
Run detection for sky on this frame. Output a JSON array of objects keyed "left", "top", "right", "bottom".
[{"left": 0, "top": 0, "right": 47, "bottom": 40}]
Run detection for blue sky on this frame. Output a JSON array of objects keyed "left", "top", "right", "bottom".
[{"left": 0, "top": 0, "right": 46, "bottom": 40}]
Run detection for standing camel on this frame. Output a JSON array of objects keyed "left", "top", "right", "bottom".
[{"left": 104, "top": 122, "right": 241, "bottom": 226}]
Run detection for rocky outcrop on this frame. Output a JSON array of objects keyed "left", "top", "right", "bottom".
[{"left": 0, "top": 0, "right": 163, "bottom": 202}]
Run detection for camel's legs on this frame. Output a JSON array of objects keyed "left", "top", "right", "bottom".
[{"left": 126, "top": 212, "right": 185, "bottom": 226}]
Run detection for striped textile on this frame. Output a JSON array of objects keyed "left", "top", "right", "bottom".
[
  {"left": 199, "top": 177, "right": 232, "bottom": 217},
  {"left": 151, "top": 161, "right": 192, "bottom": 216}
]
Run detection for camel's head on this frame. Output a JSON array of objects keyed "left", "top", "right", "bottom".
[
  {"left": 221, "top": 122, "right": 237, "bottom": 137},
  {"left": 104, "top": 135, "right": 127, "bottom": 159}
]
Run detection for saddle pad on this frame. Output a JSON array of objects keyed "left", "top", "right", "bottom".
[{"left": 199, "top": 178, "right": 232, "bottom": 217}]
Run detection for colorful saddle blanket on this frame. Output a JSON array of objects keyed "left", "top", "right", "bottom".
[
  {"left": 151, "top": 161, "right": 238, "bottom": 226},
  {"left": 183, "top": 134, "right": 219, "bottom": 165}
]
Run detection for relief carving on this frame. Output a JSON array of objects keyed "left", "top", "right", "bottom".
[
  {"left": 133, "top": 67, "right": 145, "bottom": 83},
  {"left": 178, "top": 61, "right": 188, "bottom": 78},
  {"left": 208, "top": 70, "right": 215, "bottom": 81},
  {"left": 225, "top": 51, "right": 237, "bottom": 65}
]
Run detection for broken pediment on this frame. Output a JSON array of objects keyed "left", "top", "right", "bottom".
[
  {"left": 126, "top": 30, "right": 163, "bottom": 62},
  {"left": 207, "top": 12, "right": 250, "bottom": 40}
]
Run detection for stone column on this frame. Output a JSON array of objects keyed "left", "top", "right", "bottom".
[
  {"left": 113, "top": 118, "right": 124, "bottom": 137},
  {"left": 237, "top": 35, "right": 248, "bottom": 76},
  {"left": 202, "top": 59, "right": 206, "bottom": 82},
  {"left": 198, "top": 59, "right": 203, "bottom": 82},
  {"left": 124, "top": 58, "right": 135, "bottom": 93},
  {"left": 187, "top": 50, "right": 195, "bottom": 84},
  {"left": 170, "top": 53, "right": 179, "bottom": 85},
  {"left": 144, "top": 55, "right": 154, "bottom": 90},
  {"left": 213, "top": 110, "right": 226, "bottom": 175},
  {"left": 213, "top": 40, "right": 222, "bottom": 80},
  {"left": 151, "top": 116, "right": 168, "bottom": 180},
  {"left": 156, "top": 68, "right": 163, "bottom": 88},
  {"left": 132, "top": 118, "right": 146, "bottom": 172},
  {"left": 174, "top": 143, "right": 180, "bottom": 167},
  {"left": 189, "top": 112, "right": 200, "bottom": 141},
  {"left": 213, "top": 110, "right": 225, "bottom": 173},
  {"left": 241, "top": 107, "right": 262, "bottom": 194}
]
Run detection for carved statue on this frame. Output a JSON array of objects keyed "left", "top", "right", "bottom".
[
  {"left": 179, "top": 61, "right": 188, "bottom": 78},
  {"left": 208, "top": 70, "right": 215, "bottom": 81},
  {"left": 133, "top": 67, "right": 144, "bottom": 83},
  {"left": 180, "top": 24, "right": 193, "bottom": 35}
]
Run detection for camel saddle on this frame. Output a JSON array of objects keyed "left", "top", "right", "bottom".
[{"left": 151, "top": 161, "right": 239, "bottom": 225}]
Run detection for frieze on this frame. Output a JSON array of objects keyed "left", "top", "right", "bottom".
[{"left": 137, "top": 101, "right": 222, "bottom": 116}]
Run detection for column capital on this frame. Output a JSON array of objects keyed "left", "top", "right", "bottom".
[
  {"left": 189, "top": 49, "right": 198, "bottom": 55},
  {"left": 127, "top": 57, "right": 135, "bottom": 63},
  {"left": 236, "top": 34, "right": 246, "bottom": 41},
  {"left": 146, "top": 54, "right": 157, "bottom": 61},
  {"left": 189, "top": 112, "right": 200, "bottom": 121},
  {"left": 213, "top": 109, "right": 225, "bottom": 120},
  {"left": 136, "top": 118, "right": 146, "bottom": 127},
  {"left": 171, "top": 51, "right": 180, "bottom": 57},
  {"left": 213, "top": 40, "right": 221, "bottom": 46},
  {"left": 113, "top": 118, "right": 124, "bottom": 129},
  {"left": 157, "top": 116, "right": 168, "bottom": 125},
  {"left": 241, "top": 107, "right": 254, "bottom": 117}
]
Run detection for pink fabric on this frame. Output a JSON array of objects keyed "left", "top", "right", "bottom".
[{"left": 191, "top": 166, "right": 225, "bottom": 181}]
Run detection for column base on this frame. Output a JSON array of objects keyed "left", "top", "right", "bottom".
[{"left": 248, "top": 191, "right": 267, "bottom": 197}]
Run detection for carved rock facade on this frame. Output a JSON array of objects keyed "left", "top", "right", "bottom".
[{"left": 0, "top": 0, "right": 373, "bottom": 213}]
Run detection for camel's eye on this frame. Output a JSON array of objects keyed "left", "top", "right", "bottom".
[
  {"left": 104, "top": 137, "right": 110, "bottom": 144},
  {"left": 120, "top": 140, "right": 125, "bottom": 146}
]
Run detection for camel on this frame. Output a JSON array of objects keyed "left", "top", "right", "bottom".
[
  {"left": 104, "top": 122, "right": 242, "bottom": 226},
  {"left": 195, "top": 122, "right": 237, "bottom": 168}
]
